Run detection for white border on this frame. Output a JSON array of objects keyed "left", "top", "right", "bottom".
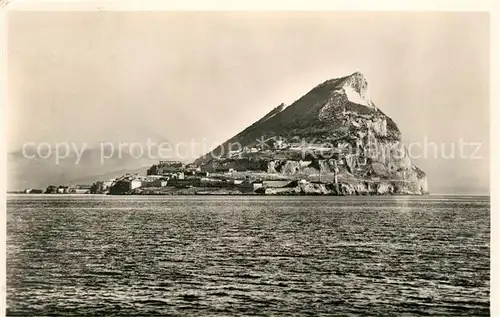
[
  {"left": 490, "top": 3, "right": 499, "bottom": 315},
  {"left": 2, "top": 0, "right": 498, "bottom": 12},
  {"left": 1, "top": 1, "right": 498, "bottom": 316},
  {"left": 1, "top": 2, "right": 7, "bottom": 316}
]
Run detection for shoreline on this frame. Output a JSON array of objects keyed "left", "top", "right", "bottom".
[{"left": 7, "top": 191, "right": 429, "bottom": 196}]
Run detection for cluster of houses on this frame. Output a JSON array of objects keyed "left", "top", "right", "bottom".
[
  {"left": 84, "top": 160, "right": 307, "bottom": 195},
  {"left": 33, "top": 184, "right": 92, "bottom": 194},
  {"left": 87, "top": 161, "right": 207, "bottom": 194},
  {"left": 25, "top": 139, "right": 363, "bottom": 196}
]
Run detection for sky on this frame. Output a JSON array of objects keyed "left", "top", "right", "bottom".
[{"left": 7, "top": 11, "right": 490, "bottom": 193}]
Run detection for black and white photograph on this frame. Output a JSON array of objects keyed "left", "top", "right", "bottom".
[{"left": 3, "top": 2, "right": 495, "bottom": 316}]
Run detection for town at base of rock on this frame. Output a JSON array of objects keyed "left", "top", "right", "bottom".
[{"left": 86, "top": 153, "right": 427, "bottom": 196}]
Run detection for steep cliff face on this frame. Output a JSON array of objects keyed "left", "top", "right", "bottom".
[{"left": 194, "top": 72, "right": 428, "bottom": 195}]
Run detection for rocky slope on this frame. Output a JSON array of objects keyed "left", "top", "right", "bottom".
[{"left": 194, "top": 72, "right": 428, "bottom": 195}]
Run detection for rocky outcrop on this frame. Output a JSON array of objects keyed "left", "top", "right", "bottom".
[{"left": 194, "top": 72, "right": 428, "bottom": 195}]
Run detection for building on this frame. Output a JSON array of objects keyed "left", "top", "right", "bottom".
[
  {"left": 147, "top": 160, "right": 185, "bottom": 175},
  {"left": 166, "top": 172, "right": 185, "bottom": 180},
  {"left": 185, "top": 163, "right": 200, "bottom": 170},
  {"left": 24, "top": 188, "right": 43, "bottom": 194},
  {"left": 74, "top": 184, "right": 91, "bottom": 193},
  {"left": 90, "top": 181, "right": 105, "bottom": 194},
  {"left": 109, "top": 180, "right": 134, "bottom": 195},
  {"left": 142, "top": 178, "right": 169, "bottom": 188},
  {"left": 187, "top": 171, "right": 209, "bottom": 178},
  {"left": 103, "top": 180, "right": 114, "bottom": 189},
  {"left": 45, "top": 185, "right": 57, "bottom": 194},
  {"left": 130, "top": 179, "right": 142, "bottom": 190},
  {"left": 252, "top": 181, "right": 263, "bottom": 191},
  {"left": 56, "top": 186, "right": 67, "bottom": 194},
  {"left": 262, "top": 180, "right": 293, "bottom": 188},
  {"left": 185, "top": 164, "right": 202, "bottom": 175},
  {"left": 157, "top": 180, "right": 169, "bottom": 187}
]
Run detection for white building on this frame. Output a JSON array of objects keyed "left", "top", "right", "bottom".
[{"left": 130, "top": 179, "right": 142, "bottom": 190}]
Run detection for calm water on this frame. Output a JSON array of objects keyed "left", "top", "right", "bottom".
[{"left": 7, "top": 195, "right": 490, "bottom": 316}]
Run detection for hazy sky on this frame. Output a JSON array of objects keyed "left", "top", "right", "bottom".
[{"left": 7, "top": 11, "right": 490, "bottom": 193}]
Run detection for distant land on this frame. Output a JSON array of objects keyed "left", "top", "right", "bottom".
[{"left": 12, "top": 72, "right": 437, "bottom": 196}]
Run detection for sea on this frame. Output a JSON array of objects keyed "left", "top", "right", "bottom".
[{"left": 6, "top": 194, "right": 490, "bottom": 316}]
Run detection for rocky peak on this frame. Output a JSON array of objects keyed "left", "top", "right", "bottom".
[{"left": 339, "top": 71, "right": 374, "bottom": 108}]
